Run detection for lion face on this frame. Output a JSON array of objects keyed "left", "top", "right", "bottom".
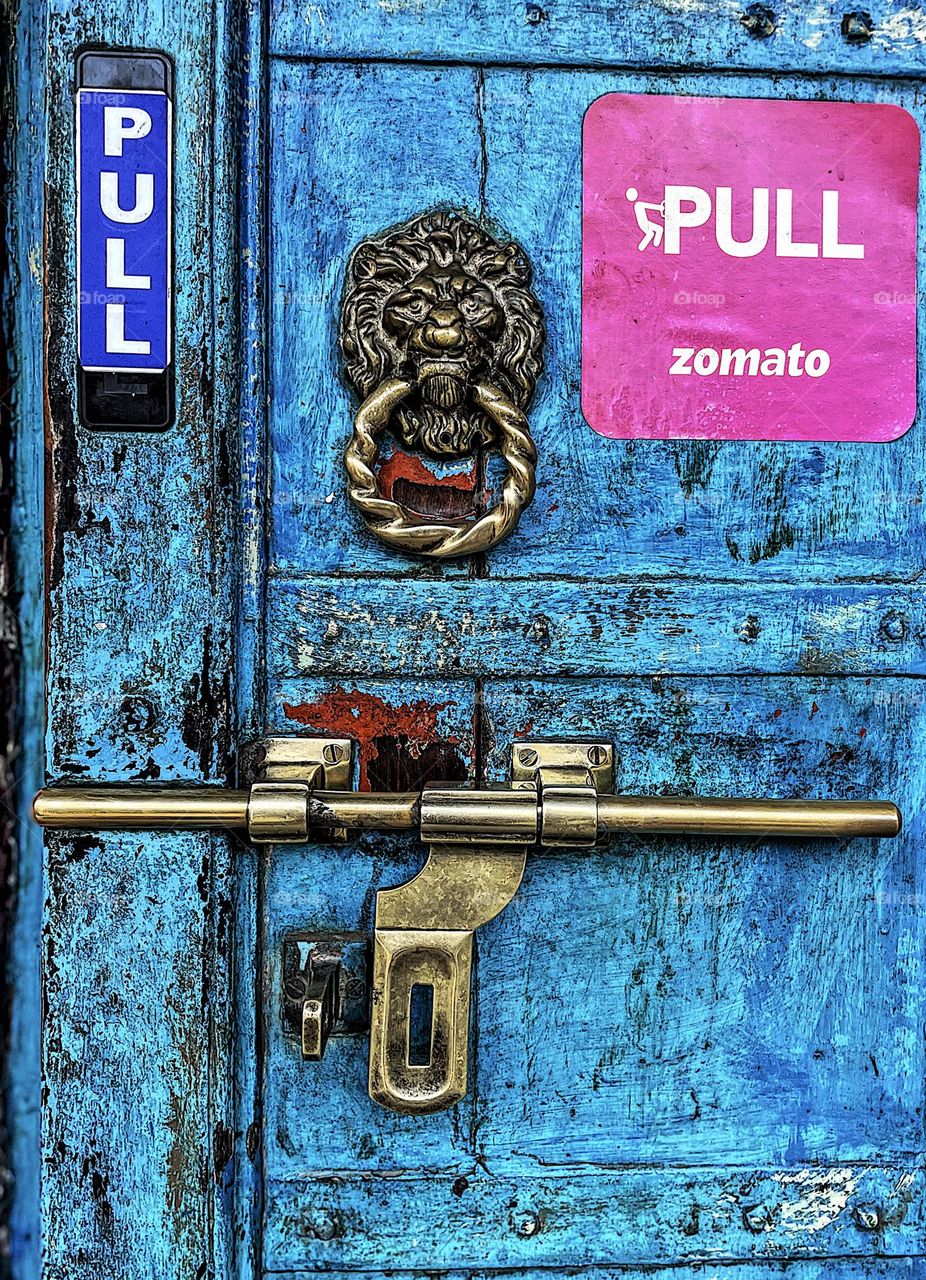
[{"left": 340, "top": 211, "right": 544, "bottom": 457}]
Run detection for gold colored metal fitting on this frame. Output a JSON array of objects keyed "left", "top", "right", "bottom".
[
  {"left": 340, "top": 211, "right": 544, "bottom": 560},
  {"left": 368, "top": 928, "right": 473, "bottom": 1114},
  {"left": 246, "top": 781, "right": 310, "bottom": 844},
  {"left": 31, "top": 734, "right": 903, "bottom": 1116},
  {"left": 420, "top": 786, "right": 538, "bottom": 845},
  {"left": 537, "top": 771, "right": 599, "bottom": 847}
]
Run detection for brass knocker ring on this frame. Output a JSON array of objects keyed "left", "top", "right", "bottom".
[
  {"left": 344, "top": 375, "right": 537, "bottom": 560},
  {"left": 339, "top": 210, "right": 545, "bottom": 561}
]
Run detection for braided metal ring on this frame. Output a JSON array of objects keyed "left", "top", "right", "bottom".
[{"left": 344, "top": 377, "right": 537, "bottom": 559}]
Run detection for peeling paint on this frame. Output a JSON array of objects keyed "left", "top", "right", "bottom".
[
  {"left": 283, "top": 688, "right": 463, "bottom": 789},
  {"left": 378, "top": 451, "right": 480, "bottom": 519},
  {"left": 773, "top": 1168, "right": 859, "bottom": 1234}
]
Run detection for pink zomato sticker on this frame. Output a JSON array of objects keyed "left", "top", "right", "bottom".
[{"left": 581, "top": 95, "right": 919, "bottom": 442}]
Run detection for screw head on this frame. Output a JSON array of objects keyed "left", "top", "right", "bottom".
[
  {"left": 852, "top": 1203, "right": 882, "bottom": 1232},
  {"left": 742, "top": 1202, "right": 773, "bottom": 1233},
  {"left": 518, "top": 748, "right": 539, "bottom": 768},
  {"left": 119, "top": 695, "right": 158, "bottom": 733},
  {"left": 284, "top": 976, "right": 308, "bottom": 1001},
  {"left": 587, "top": 745, "right": 609, "bottom": 767},
  {"left": 304, "top": 1211, "right": 341, "bottom": 1241},
  {"left": 841, "top": 9, "right": 874, "bottom": 41},
  {"left": 322, "top": 742, "right": 345, "bottom": 765},
  {"left": 514, "top": 1211, "right": 542, "bottom": 1237},
  {"left": 880, "top": 611, "right": 906, "bottom": 642},
  {"left": 740, "top": 3, "right": 776, "bottom": 37}
]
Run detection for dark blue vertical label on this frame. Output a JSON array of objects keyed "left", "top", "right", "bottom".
[{"left": 77, "top": 88, "right": 171, "bottom": 372}]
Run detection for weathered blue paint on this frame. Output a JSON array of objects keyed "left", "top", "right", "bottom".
[
  {"left": 34, "top": 0, "right": 246, "bottom": 1277},
  {"left": 270, "top": 1270, "right": 924, "bottom": 1280},
  {"left": 270, "top": 0, "right": 926, "bottom": 74},
  {"left": 268, "top": 579, "right": 926, "bottom": 676},
  {"left": 19, "top": 0, "right": 926, "bottom": 1276},
  {"left": 6, "top": 0, "right": 48, "bottom": 1274},
  {"left": 259, "top": 19, "right": 926, "bottom": 1280}
]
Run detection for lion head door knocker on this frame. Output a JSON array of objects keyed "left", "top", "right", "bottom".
[{"left": 340, "top": 210, "right": 545, "bottom": 559}]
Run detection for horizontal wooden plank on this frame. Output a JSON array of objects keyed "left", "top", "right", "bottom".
[
  {"left": 269, "top": 1265, "right": 923, "bottom": 1280},
  {"left": 270, "top": 0, "right": 926, "bottom": 74},
  {"left": 264, "top": 1162, "right": 926, "bottom": 1271},
  {"left": 268, "top": 578, "right": 926, "bottom": 677}
]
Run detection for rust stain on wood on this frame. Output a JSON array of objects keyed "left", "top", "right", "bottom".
[{"left": 282, "top": 688, "right": 465, "bottom": 789}]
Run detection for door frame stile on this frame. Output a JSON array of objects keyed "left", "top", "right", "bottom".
[
  {"left": 38, "top": 0, "right": 246, "bottom": 1274},
  {"left": 4, "top": 0, "right": 48, "bottom": 1272}
]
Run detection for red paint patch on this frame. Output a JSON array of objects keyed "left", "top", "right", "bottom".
[
  {"left": 282, "top": 688, "right": 461, "bottom": 789},
  {"left": 378, "top": 453, "right": 476, "bottom": 501},
  {"left": 378, "top": 453, "right": 486, "bottom": 519}
]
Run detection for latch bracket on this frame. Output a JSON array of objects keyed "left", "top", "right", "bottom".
[
  {"left": 242, "top": 736, "right": 353, "bottom": 842},
  {"left": 369, "top": 740, "right": 613, "bottom": 1113}
]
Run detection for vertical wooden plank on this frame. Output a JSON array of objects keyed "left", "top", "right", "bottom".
[
  {"left": 231, "top": 2, "right": 268, "bottom": 1276},
  {"left": 267, "top": 59, "right": 483, "bottom": 576},
  {"left": 0, "top": 33, "right": 16, "bottom": 1265},
  {"left": 39, "top": 2, "right": 244, "bottom": 1277}
]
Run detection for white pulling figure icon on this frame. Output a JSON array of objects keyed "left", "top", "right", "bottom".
[{"left": 626, "top": 187, "right": 665, "bottom": 251}]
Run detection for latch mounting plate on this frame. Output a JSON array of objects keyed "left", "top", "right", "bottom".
[
  {"left": 242, "top": 736, "right": 354, "bottom": 789},
  {"left": 512, "top": 740, "right": 614, "bottom": 793}
]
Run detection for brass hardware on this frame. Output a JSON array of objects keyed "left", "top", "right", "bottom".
[
  {"left": 340, "top": 211, "right": 544, "bottom": 559},
  {"left": 513, "top": 739, "right": 615, "bottom": 794},
  {"left": 594, "top": 795, "right": 902, "bottom": 839},
  {"left": 246, "top": 735, "right": 353, "bottom": 841},
  {"left": 32, "top": 786, "right": 252, "bottom": 830},
  {"left": 282, "top": 935, "right": 369, "bottom": 1047},
  {"left": 33, "top": 748, "right": 902, "bottom": 846},
  {"left": 33, "top": 788, "right": 901, "bottom": 842},
  {"left": 368, "top": 742, "right": 614, "bottom": 1112},
  {"left": 419, "top": 787, "right": 538, "bottom": 845},
  {"left": 34, "top": 735, "right": 902, "bottom": 1114},
  {"left": 300, "top": 955, "right": 342, "bottom": 1062},
  {"left": 32, "top": 736, "right": 356, "bottom": 842},
  {"left": 247, "top": 781, "right": 310, "bottom": 844}
]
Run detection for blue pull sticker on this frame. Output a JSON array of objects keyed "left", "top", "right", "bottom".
[{"left": 77, "top": 86, "right": 172, "bottom": 373}]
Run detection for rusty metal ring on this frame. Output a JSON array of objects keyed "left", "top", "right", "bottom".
[{"left": 344, "top": 377, "right": 537, "bottom": 559}]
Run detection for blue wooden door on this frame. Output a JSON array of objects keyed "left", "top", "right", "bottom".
[{"left": 25, "top": 0, "right": 926, "bottom": 1277}]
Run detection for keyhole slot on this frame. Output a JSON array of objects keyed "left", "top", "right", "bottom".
[{"left": 407, "top": 982, "right": 435, "bottom": 1066}]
